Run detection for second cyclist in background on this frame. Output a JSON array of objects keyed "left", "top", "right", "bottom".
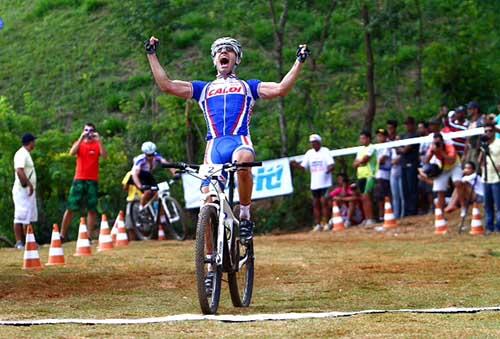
[{"left": 131, "top": 142, "right": 174, "bottom": 219}]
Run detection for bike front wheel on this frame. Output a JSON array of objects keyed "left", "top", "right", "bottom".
[
  {"left": 228, "top": 239, "right": 255, "bottom": 307},
  {"left": 129, "top": 200, "right": 157, "bottom": 240},
  {"left": 162, "top": 196, "right": 188, "bottom": 240},
  {"left": 195, "top": 205, "right": 222, "bottom": 314}
]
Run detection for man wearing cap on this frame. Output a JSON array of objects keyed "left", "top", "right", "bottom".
[
  {"left": 60, "top": 123, "right": 107, "bottom": 242},
  {"left": 292, "top": 134, "right": 335, "bottom": 231},
  {"left": 12, "top": 133, "right": 37, "bottom": 249}
]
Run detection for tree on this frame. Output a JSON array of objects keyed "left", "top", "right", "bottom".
[{"left": 362, "top": 3, "right": 376, "bottom": 132}]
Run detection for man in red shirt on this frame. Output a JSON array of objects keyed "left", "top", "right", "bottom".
[{"left": 60, "top": 123, "right": 107, "bottom": 241}]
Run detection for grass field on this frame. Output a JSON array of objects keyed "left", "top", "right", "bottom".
[{"left": 0, "top": 213, "right": 499, "bottom": 337}]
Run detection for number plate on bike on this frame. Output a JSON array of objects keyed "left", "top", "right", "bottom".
[
  {"left": 157, "top": 181, "right": 170, "bottom": 191},
  {"left": 199, "top": 164, "right": 224, "bottom": 178}
]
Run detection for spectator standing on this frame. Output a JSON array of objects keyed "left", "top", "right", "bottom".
[
  {"left": 387, "top": 120, "right": 404, "bottom": 218},
  {"left": 12, "top": 133, "right": 37, "bottom": 250},
  {"left": 442, "top": 106, "right": 469, "bottom": 158},
  {"left": 425, "top": 133, "right": 465, "bottom": 218},
  {"left": 60, "top": 123, "right": 107, "bottom": 241},
  {"left": 353, "top": 130, "right": 376, "bottom": 225},
  {"left": 399, "top": 117, "right": 420, "bottom": 216},
  {"left": 478, "top": 123, "right": 500, "bottom": 233},
  {"left": 417, "top": 120, "right": 436, "bottom": 214},
  {"left": 464, "top": 101, "right": 484, "bottom": 166},
  {"left": 374, "top": 129, "right": 392, "bottom": 221},
  {"left": 293, "top": 134, "right": 335, "bottom": 231}
]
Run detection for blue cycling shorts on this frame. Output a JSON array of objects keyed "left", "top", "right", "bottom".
[
  {"left": 205, "top": 135, "right": 255, "bottom": 164},
  {"left": 202, "top": 135, "right": 255, "bottom": 188}
]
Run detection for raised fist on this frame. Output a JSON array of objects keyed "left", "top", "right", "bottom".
[
  {"left": 296, "top": 44, "right": 310, "bottom": 63},
  {"left": 145, "top": 36, "right": 159, "bottom": 55}
]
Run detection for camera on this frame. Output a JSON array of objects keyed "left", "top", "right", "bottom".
[{"left": 480, "top": 134, "right": 490, "bottom": 150}]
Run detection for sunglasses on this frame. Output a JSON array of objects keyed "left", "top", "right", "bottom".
[
  {"left": 84, "top": 128, "right": 95, "bottom": 132},
  {"left": 214, "top": 45, "right": 235, "bottom": 54},
  {"left": 484, "top": 129, "right": 494, "bottom": 133}
]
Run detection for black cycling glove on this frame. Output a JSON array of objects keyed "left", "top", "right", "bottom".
[
  {"left": 144, "top": 38, "right": 159, "bottom": 55},
  {"left": 296, "top": 44, "right": 310, "bottom": 63}
]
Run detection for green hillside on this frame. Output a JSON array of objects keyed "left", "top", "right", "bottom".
[{"left": 1, "top": 0, "right": 500, "bottom": 242}]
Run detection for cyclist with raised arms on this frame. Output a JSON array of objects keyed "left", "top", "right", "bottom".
[{"left": 145, "top": 36, "right": 309, "bottom": 243}]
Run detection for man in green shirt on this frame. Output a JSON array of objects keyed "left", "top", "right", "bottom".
[{"left": 353, "top": 130, "right": 376, "bottom": 226}]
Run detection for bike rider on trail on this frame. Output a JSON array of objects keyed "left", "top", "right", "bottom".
[
  {"left": 145, "top": 36, "right": 309, "bottom": 243},
  {"left": 132, "top": 141, "right": 173, "bottom": 214}
]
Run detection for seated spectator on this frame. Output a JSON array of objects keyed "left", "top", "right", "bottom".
[
  {"left": 424, "top": 132, "right": 465, "bottom": 217},
  {"left": 374, "top": 129, "right": 391, "bottom": 221},
  {"left": 445, "top": 161, "right": 484, "bottom": 213},
  {"left": 329, "top": 175, "right": 364, "bottom": 227}
]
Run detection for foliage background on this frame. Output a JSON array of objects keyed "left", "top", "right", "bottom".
[{"left": 1, "top": 0, "right": 499, "bottom": 242}]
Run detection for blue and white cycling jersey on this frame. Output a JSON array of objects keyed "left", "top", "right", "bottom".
[
  {"left": 131, "top": 153, "right": 166, "bottom": 173},
  {"left": 192, "top": 75, "right": 261, "bottom": 165},
  {"left": 191, "top": 75, "right": 261, "bottom": 141}
]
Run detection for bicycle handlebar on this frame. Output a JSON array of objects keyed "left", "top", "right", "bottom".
[{"left": 162, "top": 161, "right": 262, "bottom": 171}]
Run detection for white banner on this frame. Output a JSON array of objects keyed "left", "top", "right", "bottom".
[{"left": 181, "top": 157, "right": 293, "bottom": 209}]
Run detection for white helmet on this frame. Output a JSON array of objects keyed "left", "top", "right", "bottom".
[
  {"left": 141, "top": 141, "right": 156, "bottom": 155},
  {"left": 211, "top": 37, "right": 243, "bottom": 65}
]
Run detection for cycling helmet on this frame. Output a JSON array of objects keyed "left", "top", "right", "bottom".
[
  {"left": 210, "top": 37, "right": 243, "bottom": 65},
  {"left": 141, "top": 141, "right": 157, "bottom": 155}
]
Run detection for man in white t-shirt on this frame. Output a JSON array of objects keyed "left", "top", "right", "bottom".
[
  {"left": 12, "top": 133, "right": 38, "bottom": 250},
  {"left": 292, "top": 134, "right": 335, "bottom": 231}
]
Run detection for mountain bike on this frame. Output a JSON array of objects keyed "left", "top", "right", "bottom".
[
  {"left": 129, "top": 178, "right": 188, "bottom": 240},
  {"left": 165, "top": 161, "right": 261, "bottom": 314}
]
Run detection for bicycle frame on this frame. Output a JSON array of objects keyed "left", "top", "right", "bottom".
[
  {"left": 143, "top": 180, "right": 181, "bottom": 225},
  {"left": 198, "top": 165, "right": 239, "bottom": 269}
]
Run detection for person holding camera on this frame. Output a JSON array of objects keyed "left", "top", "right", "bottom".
[
  {"left": 60, "top": 123, "right": 107, "bottom": 242},
  {"left": 12, "top": 133, "right": 38, "bottom": 250},
  {"left": 424, "top": 132, "right": 465, "bottom": 217},
  {"left": 478, "top": 123, "right": 500, "bottom": 233}
]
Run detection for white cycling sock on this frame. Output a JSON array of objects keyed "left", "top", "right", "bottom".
[
  {"left": 239, "top": 204, "right": 251, "bottom": 220},
  {"left": 160, "top": 215, "right": 167, "bottom": 224}
]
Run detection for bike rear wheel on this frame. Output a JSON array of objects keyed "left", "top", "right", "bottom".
[
  {"left": 129, "top": 200, "right": 157, "bottom": 240},
  {"left": 162, "top": 196, "right": 188, "bottom": 240},
  {"left": 228, "top": 239, "right": 254, "bottom": 307},
  {"left": 195, "top": 205, "right": 222, "bottom": 314}
]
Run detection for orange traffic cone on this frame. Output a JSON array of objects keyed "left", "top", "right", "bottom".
[
  {"left": 74, "top": 217, "right": 92, "bottom": 256},
  {"left": 383, "top": 197, "right": 398, "bottom": 229},
  {"left": 23, "top": 224, "right": 42, "bottom": 270},
  {"left": 115, "top": 211, "right": 129, "bottom": 247},
  {"left": 158, "top": 224, "right": 166, "bottom": 241},
  {"left": 469, "top": 203, "right": 485, "bottom": 235},
  {"left": 46, "top": 224, "right": 65, "bottom": 266},
  {"left": 331, "top": 201, "right": 345, "bottom": 232},
  {"left": 434, "top": 205, "right": 448, "bottom": 235},
  {"left": 98, "top": 214, "right": 114, "bottom": 252}
]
